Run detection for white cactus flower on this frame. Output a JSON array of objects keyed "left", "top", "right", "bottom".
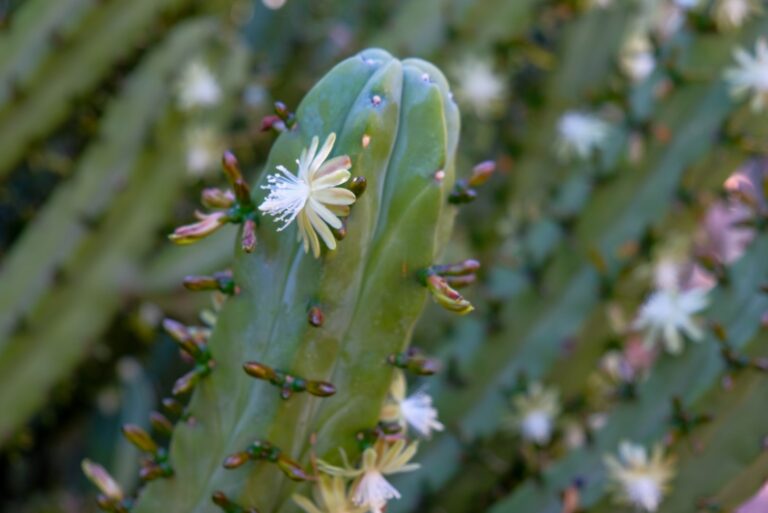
[
  {"left": 714, "top": 0, "right": 759, "bottom": 30},
  {"left": 184, "top": 126, "right": 224, "bottom": 177},
  {"left": 620, "top": 32, "right": 656, "bottom": 83},
  {"left": 556, "top": 111, "right": 611, "bottom": 160},
  {"left": 724, "top": 38, "right": 768, "bottom": 112},
  {"left": 508, "top": 382, "right": 560, "bottom": 445},
  {"left": 262, "top": 0, "right": 287, "bottom": 9},
  {"left": 318, "top": 440, "right": 419, "bottom": 513},
  {"left": 259, "top": 133, "right": 356, "bottom": 258},
  {"left": 633, "top": 286, "right": 709, "bottom": 354},
  {"left": 453, "top": 58, "right": 507, "bottom": 117},
  {"left": 605, "top": 441, "right": 675, "bottom": 512},
  {"left": 177, "top": 61, "right": 221, "bottom": 110},
  {"left": 381, "top": 370, "right": 444, "bottom": 437}
]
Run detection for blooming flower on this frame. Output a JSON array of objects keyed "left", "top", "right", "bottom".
[
  {"left": 605, "top": 441, "right": 675, "bottom": 512},
  {"left": 258, "top": 133, "right": 356, "bottom": 258},
  {"left": 262, "top": 0, "right": 287, "bottom": 9},
  {"left": 556, "top": 111, "right": 611, "bottom": 161},
  {"left": 620, "top": 32, "right": 656, "bottom": 83},
  {"left": 319, "top": 440, "right": 419, "bottom": 513},
  {"left": 452, "top": 58, "right": 506, "bottom": 118},
  {"left": 508, "top": 382, "right": 560, "bottom": 445},
  {"left": 293, "top": 475, "right": 367, "bottom": 513},
  {"left": 177, "top": 61, "right": 221, "bottom": 110},
  {"left": 185, "top": 126, "right": 224, "bottom": 177},
  {"left": 714, "top": 0, "right": 759, "bottom": 30},
  {"left": 725, "top": 38, "right": 768, "bottom": 112},
  {"left": 633, "top": 287, "right": 709, "bottom": 354},
  {"left": 380, "top": 370, "right": 444, "bottom": 437}
]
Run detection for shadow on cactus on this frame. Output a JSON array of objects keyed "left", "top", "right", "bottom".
[{"left": 83, "top": 48, "right": 481, "bottom": 513}]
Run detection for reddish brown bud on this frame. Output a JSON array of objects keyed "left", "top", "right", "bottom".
[
  {"left": 82, "top": 460, "right": 124, "bottom": 501},
  {"left": 149, "top": 412, "right": 174, "bottom": 435},
  {"left": 201, "top": 188, "right": 235, "bottom": 209},
  {"left": 308, "top": 306, "right": 324, "bottom": 327},
  {"left": 122, "top": 424, "right": 158, "bottom": 454},
  {"left": 223, "top": 451, "right": 251, "bottom": 469},
  {"left": 348, "top": 176, "right": 367, "bottom": 197},
  {"left": 243, "top": 361, "right": 276, "bottom": 381},
  {"left": 467, "top": 160, "right": 496, "bottom": 187},
  {"left": 260, "top": 114, "right": 285, "bottom": 132},
  {"left": 276, "top": 456, "right": 312, "bottom": 481},
  {"left": 241, "top": 218, "right": 257, "bottom": 253},
  {"left": 305, "top": 380, "right": 336, "bottom": 397},
  {"left": 172, "top": 369, "right": 201, "bottom": 396}
]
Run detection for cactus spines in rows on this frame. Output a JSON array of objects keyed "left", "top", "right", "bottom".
[{"left": 132, "top": 47, "right": 464, "bottom": 513}]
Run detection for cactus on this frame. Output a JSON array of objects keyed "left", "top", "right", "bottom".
[
  {"left": 0, "top": 0, "right": 197, "bottom": 178},
  {"left": 7, "top": 1, "right": 768, "bottom": 512},
  {"left": 118, "top": 48, "right": 465, "bottom": 513},
  {"left": 0, "top": 18, "right": 249, "bottom": 445}
]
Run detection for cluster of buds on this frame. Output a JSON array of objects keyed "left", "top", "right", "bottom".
[
  {"left": 243, "top": 361, "right": 336, "bottom": 400},
  {"left": 162, "top": 318, "right": 215, "bottom": 396},
  {"left": 121, "top": 424, "right": 173, "bottom": 481},
  {"left": 448, "top": 160, "right": 496, "bottom": 204},
  {"left": 211, "top": 491, "right": 260, "bottom": 513},
  {"left": 418, "top": 259, "right": 480, "bottom": 315},
  {"left": 223, "top": 439, "right": 311, "bottom": 481},
  {"left": 169, "top": 152, "right": 257, "bottom": 253},
  {"left": 387, "top": 347, "right": 441, "bottom": 376},
  {"left": 260, "top": 100, "right": 297, "bottom": 133},
  {"left": 183, "top": 269, "right": 239, "bottom": 295},
  {"left": 82, "top": 460, "right": 131, "bottom": 513}
]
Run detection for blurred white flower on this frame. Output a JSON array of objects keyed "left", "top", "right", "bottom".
[
  {"left": 556, "top": 111, "right": 611, "bottom": 160},
  {"left": 262, "top": 0, "right": 287, "bottom": 9},
  {"left": 508, "top": 382, "right": 560, "bottom": 445},
  {"left": 620, "top": 32, "right": 656, "bottom": 83},
  {"left": 725, "top": 38, "right": 768, "bottom": 112},
  {"left": 185, "top": 126, "right": 224, "bottom": 177},
  {"left": 381, "top": 370, "right": 444, "bottom": 437},
  {"left": 177, "top": 61, "right": 221, "bottom": 110},
  {"left": 587, "top": 0, "right": 614, "bottom": 8},
  {"left": 453, "top": 58, "right": 506, "bottom": 117},
  {"left": 714, "top": 0, "right": 759, "bottom": 30},
  {"left": 633, "top": 287, "right": 709, "bottom": 354},
  {"left": 605, "top": 441, "right": 675, "bottom": 512},
  {"left": 674, "top": 0, "right": 700, "bottom": 9}
]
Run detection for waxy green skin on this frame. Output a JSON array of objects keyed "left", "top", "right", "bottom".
[{"left": 133, "top": 48, "right": 460, "bottom": 513}]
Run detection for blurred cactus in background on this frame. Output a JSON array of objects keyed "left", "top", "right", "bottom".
[{"left": 2, "top": 1, "right": 768, "bottom": 513}]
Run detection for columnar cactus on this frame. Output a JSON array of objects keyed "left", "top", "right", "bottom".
[{"left": 122, "top": 48, "right": 467, "bottom": 513}]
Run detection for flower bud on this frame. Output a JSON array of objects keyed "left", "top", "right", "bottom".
[
  {"left": 169, "top": 211, "right": 229, "bottom": 245},
  {"left": 122, "top": 424, "right": 158, "bottom": 454},
  {"left": 305, "top": 380, "right": 336, "bottom": 397},
  {"left": 201, "top": 188, "right": 235, "bottom": 209},
  {"left": 82, "top": 460, "right": 124, "bottom": 501},
  {"left": 424, "top": 274, "right": 474, "bottom": 315},
  {"left": 467, "top": 160, "right": 496, "bottom": 187},
  {"left": 223, "top": 451, "right": 251, "bottom": 469}
]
